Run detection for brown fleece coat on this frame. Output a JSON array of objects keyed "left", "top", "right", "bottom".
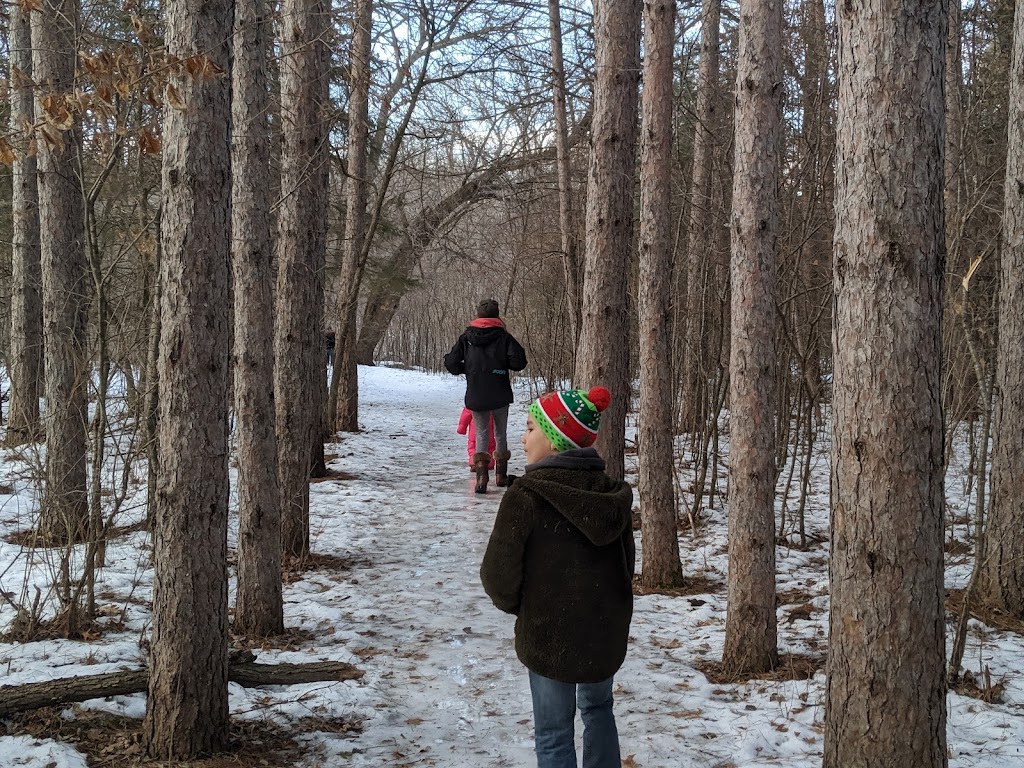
[{"left": 480, "top": 462, "right": 635, "bottom": 683}]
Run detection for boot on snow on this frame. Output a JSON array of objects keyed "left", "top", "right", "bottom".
[
  {"left": 472, "top": 452, "right": 491, "bottom": 494},
  {"left": 493, "top": 450, "right": 512, "bottom": 487}
]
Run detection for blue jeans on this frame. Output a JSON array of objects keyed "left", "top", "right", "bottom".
[{"left": 528, "top": 670, "right": 620, "bottom": 768}]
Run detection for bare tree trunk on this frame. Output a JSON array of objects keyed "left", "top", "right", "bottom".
[
  {"left": 677, "top": 0, "right": 721, "bottom": 433},
  {"left": 329, "top": 0, "right": 372, "bottom": 434},
  {"left": 232, "top": 0, "right": 284, "bottom": 637},
  {"left": 721, "top": 0, "right": 782, "bottom": 675},
  {"left": 7, "top": 2, "right": 43, "bottom": 446},
  {"left": 548, "top": 0, "right": 582, "bottom": 352},
  {"left": 142, "top": 0, "right": 233, "bottom": 756},
  {"left": 638, "top": 0, "right": 682, "bottom": 589},
  {"left": 795, "top": 0, "right": 832, "bottom": 412},
  {"left": 275, "top": 0, "right": 331, "bottom": 557},
  {"left": 824, "top": 2, "right": 948, "bottom": 766},
  {"left": 574, "top": 0, "right": 641, "bottom": 481},
  {"left": 33, "top": 0, "right": 89, "bottom": 542},
  {"left": 979, "top": 0, "right": 1024, "bottom": 618}
]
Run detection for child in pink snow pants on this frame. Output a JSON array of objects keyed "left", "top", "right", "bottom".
[{"left": 457, "top": 408, "right": 495, "bottom": 469}]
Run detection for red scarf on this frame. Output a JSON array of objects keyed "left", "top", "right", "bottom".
[{"left": 470, "top": 317, "right": 505, "bottom": 329}]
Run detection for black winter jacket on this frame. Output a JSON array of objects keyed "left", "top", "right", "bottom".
[
  {"left": 480, "top": 450, "right": 635, "bottom": 683},
  {"left": 443, "top": 323, "right": 527, "bottom": 411}
]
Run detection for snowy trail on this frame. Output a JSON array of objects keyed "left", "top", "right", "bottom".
[
  {"left": 300, "top": 367, "right": 827, "bottom": 767},
  {"left": 1, "top": 364, "right": 1023, "bottom": 767},
  {"left": 294, "top": 367, "right": 540, "bottom": 766}
]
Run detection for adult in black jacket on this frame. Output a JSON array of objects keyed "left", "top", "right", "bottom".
[
  {"left": 481, "top": 386, "right": 634, "bottom": 768},
  {"left": 443, "top": 298, "right": 527, "bottom": 492}
]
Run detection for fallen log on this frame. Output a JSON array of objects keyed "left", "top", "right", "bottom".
[{"left": 0, "top": 659, "right": 362, "bottom": 716}]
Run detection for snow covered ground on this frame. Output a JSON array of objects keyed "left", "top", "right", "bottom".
[{"left": 0, "top": 364, "right": 1022, "bottom": 767}]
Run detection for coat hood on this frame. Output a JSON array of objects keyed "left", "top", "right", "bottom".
[
  {"left": 464, "top": 324, "right": 506, "bottom": 347},
  {"left": 515, "top": 462, "right": 633, "bottom": 547}
]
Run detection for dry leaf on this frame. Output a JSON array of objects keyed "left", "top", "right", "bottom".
[
  {"left": 0, "top": 138, "right": 17, "bottom": 167},
  {"left": 10, "top": 64, "right": 33, "bottom": 90},
  {"left": 39, "top": 123, "right": 64, "bottom": 151},
  {"left": 651, "top": 636, "right": 681, "bottom": 649},
  {"left": 19, "top": 0, "right": 44, "bottom": 13},
  {"left": 41, "top": 93, "right": 75, "bottom": 129},
  {"left": 138, "top": 128, "right": 161, "bottom": 155},
  {"left": 668, "top": 708, "right": 703, "bottom": 719},
  {"left": 622, "top": 755, "right": 640, "bottom": 768},
  {"left": 184, "top": 54, "right": 226, "bottom": 81},
  {"left": 165, "top": 83, "right": 188, "bottom": 111}
]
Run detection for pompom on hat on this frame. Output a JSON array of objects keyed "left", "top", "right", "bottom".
[{"left": 529, "top": 386, "right": 611, "bottom": 452}]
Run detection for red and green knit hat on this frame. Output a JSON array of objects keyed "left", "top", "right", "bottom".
[{"left": 528, "top": 386, "right": 611, "bottom": 452}]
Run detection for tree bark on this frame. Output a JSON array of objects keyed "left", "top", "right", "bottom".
[
  {"left": 979, "top": 0, "right": 1024, "bottom": 618},
  {"left": 143, "top": 0, "right": 233, "bottom": 757},
  {"left": 638, "top": 0, "right": 683, "bottom": 589},
  {"left": 33, "top": 0, "right": 89, "bottom": 542},
  {"left": 574, "top": 0, "right": 641, "bottom": 481},
  {"left": 275, "top": 0, "right": 331, "bottom": 557},
  {"left": 548, "top": 0, "right": 582, "bottom": 352},
  {"left": 677, "top": 0, "right": 721, "bottom": 434},
  {"left": 232, "top": 0, "right": 284, "bottom": 637},
  {"left": 721, "top": 0, "right": 782, "bottom": 675},
  {"left": 328, "top": 0, "right": 373, "bottom": 434},
  {"left": 824, "top": 2, "right": 948, "bottom": 766},
  {"left": 6, "top": 2, "right": 43, "bottom": 446}
]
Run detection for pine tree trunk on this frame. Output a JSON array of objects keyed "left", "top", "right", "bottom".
[
  {"left": 678, "top": 0, "right": 721, "bottom": 434},
  {"left": 142, "top": 0, "right": 233, "bottom": 756},
  {"left": 33, "top": 0, "right": 89, "bottom": 542},
  {"left": 979, "top": 0, "right": 1024, "bottom": 618},
  {"left": 275, "top": 0, "right": 331, "bottom": 557},
  {"left": 6, "top": 2, "right": 43, "bottom": 446},
  {"left": 574, "top": 0, "right": 641, "bottom": 481},
  {"left": 796, "top": 0, "right": 832, "bottom": 407},
  {"left": 329, "top": 0, "right": 372, "bottom": 434},
  {"left": 638, "top": 0, "right": 682, "bottom": 590},
  {"left": 548, "top": 0, "right": 582, "bottom": 352},
  {"left": 721, "top": 0, "right": 782, "bottom": 675},
  {"left": 232, "top": 0, "right": 284, "bottom": 637},
  {"left": 824, "top": 2, "right": 948, "bottom": 766}
]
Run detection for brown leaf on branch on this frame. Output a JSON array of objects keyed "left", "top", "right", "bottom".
[
  {"left": 39, "top": 124, "right": 64, "bottom": 151},
  {"left": 165, "top": 83, "right": 187, "bottom": 111},
  {"left": 40, "top": 94, "right": 74, "bottom": 130},
  {"left": 10, "top": 65, "right": 33, "bottom": 90},
  {"left": 138, "top": 128, "right": 161, "bottom": 155},
  {"left": 0, "top": 138, "right": 17, "bottom": 167},
  {"left": 18, "top": 0, "right": 44, "bottom": 13},
  {"left": 184, "top": 55, "right": 226, "bottom": 81},
  {"left": 130, "top": 13, "right": 153, "bottom": 44}
]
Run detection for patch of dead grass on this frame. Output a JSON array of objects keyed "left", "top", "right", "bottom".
[
  {"left": 632, "top": 572, "right": 723, "bottom": 598},
  {"left": 946, "top": 588, "right": 1024, "bottom": 635},
  {"left": 5, "top": 708, "right": 323, "bottom": 768},
  {"left": 697, "top": 652, "right": 825, "bottom": 684}
]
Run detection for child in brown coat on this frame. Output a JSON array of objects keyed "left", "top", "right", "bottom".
[{"left": 480, "top": 386, "right": 634, "bottom": 768}]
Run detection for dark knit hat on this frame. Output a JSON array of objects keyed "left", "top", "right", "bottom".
[
  {"left": 477, "top": 298, "right": 500, "bottom": 318},
  {"left": 529, "top": 386, "right": 611, "bottom": 451}
]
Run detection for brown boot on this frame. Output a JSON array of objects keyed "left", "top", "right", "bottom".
[
  {"left": 472, "top": 452, "right": 491, "bottom": 494},
  {"left": 493, "top": 450, "right": 512, "bottom": 487}
]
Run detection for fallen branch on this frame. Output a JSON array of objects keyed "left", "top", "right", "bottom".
[{"left": 0, "top": 658, "right": 362, "bottom": 716}]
